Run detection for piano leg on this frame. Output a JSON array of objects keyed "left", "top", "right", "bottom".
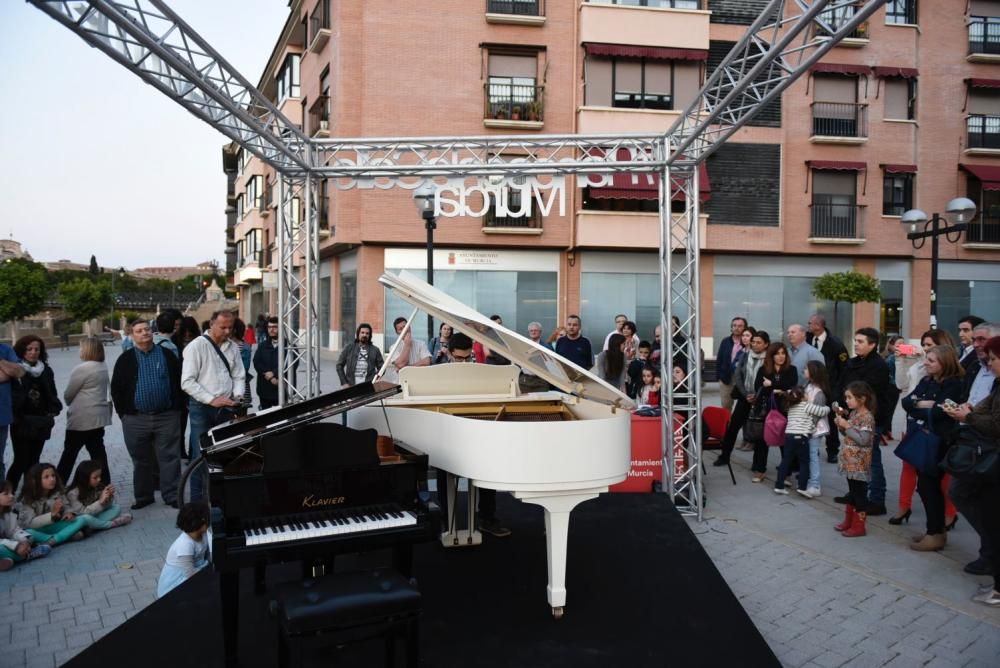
[
  {"left": 439, "top": 474, "right": 482, "bottom": 548},
  {"left": 219, "top": 570, "right": 240, "bottom": 666},
  {"left": 514, "top": 488, "right": 605, "bottom": 620}
]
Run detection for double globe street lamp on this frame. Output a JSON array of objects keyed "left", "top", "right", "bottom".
[{"left": 901, "top": 197, "right": 977, "bottom": 330}]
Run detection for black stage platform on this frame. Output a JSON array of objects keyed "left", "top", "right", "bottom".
[{"left": 67, "top": 493, "right": 778, "bottom": 668}]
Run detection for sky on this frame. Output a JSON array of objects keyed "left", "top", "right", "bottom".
[{"left": 0, "top": 0, "right": 290, "bottom": 269}]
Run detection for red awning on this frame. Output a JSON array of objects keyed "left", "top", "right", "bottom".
[
  {"left": 967, "top": 77, "right": 1000, "bottom": 89},
  {"left": 583, "top": 42, "right": 708, "bottom": 62},
  {"left": 881, "top": 163, "right": 917, "bottom": 174},
  {"left": 588, "top": 149, "right": 710, "bottom": 202},
  {"left": 873, "top": 66, "right": 918, "bottom": 78},
  {"left": 807, "top": 160, "right": 867, "bottom": 171},
  {"left": 809, "top": 62, "right": 871, "bottom": 75},
  {"left": 961, "top": 163, "right": 1000, "bottom": 190}
]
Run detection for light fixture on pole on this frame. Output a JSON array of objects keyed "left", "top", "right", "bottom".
[
  {"left": 110, "top": 266, "right": 126, "bottom": 328},
  {"left": 412, "top": 183, "right": 437, "bottom": 342},
  {"left": 900, "top": 197, "right": 976, "bottom": 329}
]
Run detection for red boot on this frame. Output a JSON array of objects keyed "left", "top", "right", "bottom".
[
  {"left": 835, "top": 504, "right": 855, "bottom": 532},
  {"left": 842, "top": 511, "right": 867, "bottom": 538}
]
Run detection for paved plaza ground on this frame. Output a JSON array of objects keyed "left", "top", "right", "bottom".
[{"left": 1, "top": 344, "right": 998, "bottom": 667}]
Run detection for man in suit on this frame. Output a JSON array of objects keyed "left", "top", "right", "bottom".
[
  {"left": 807, "top": 313, "right": 850, "bottom": 462},
  {"left": 958, "top": 315, "right": 985, "bottom": 377},
  {"left": 715, "top": 316, "right": 747, "bottom": 412}
]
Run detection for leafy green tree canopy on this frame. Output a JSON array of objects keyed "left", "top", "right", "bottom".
[
  {"left": 59, "top": 278, "right": 112, "bottom": 323},
  {"left": 0, "top": 258, "right": 50, "bottom": 324},
  {"left": 812, "top": 271, "right": 882, "bottom": 331}
]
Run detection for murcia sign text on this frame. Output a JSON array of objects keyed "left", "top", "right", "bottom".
[{"left": 434, "top": 176, "right": 566, "bottom": 218}]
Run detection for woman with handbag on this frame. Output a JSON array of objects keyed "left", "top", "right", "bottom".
[
  {"left": 6, "top": 336, "right": 62, "bottom": 491},
  {"left": 56, "top": 337, "right": 112, "bottom": 486},
  {"left": 714, "top": 329, "right": 767, "bottom": 467},
  {"left": 901, "top": 345, "right": 964, "bottom": 552},
  {"left": 943, "top": 335, "right": 1000, "bottom": 606},
  {"left": 890, "top": 331, "right": 960, "bottom": 526},
  {"left": 750, "top": 342, "right": 797, "bottom": 483}
]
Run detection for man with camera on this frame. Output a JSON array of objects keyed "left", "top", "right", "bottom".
[{"left": 180, "top": 310, "right": 245, "bottom": 501}]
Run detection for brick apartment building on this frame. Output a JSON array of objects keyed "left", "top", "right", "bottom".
[{"left": 226, "top": 0, "right": 1000, "bottom": 356}]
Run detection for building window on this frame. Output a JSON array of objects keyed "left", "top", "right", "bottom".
[
  {"left": 243, "top": 229, "right": 261, "bottom": 265},
  {"left": 581, "top": 270, "right": 674, "bottom": 345},
  {"left": 812, "top": 74, "right": 864, "bottom": 138},
  {"left": 277, "top": 53, "right": 301, "bottom": 102},
  {"left": 486, "top": 51, "right": 542, "bottom": 120},
  {"left": 585, "top": 57, "right": 690, "bottom": 110},
  {"left": 970, "top": 15, "right": 1000, "bottom": 55},
  {"left": 967, "top": 87, "right": 1000, "bottom": 149},
  {"left": 883, "top": 77, "right": 916, "bottom": 120},
  {"left": 236, "top": 194, "right": 244, "bottom": 220},
  {"left": 245, "top": 175, "right": 264, "bottom": 210},
  {"left": 882, "top": 172, "right": 913, "bottom": 216},
  {"left": 811, "top": 170, "right": 860, "bottom": 239},
  {"left": 885, "top": 0, "right": 916, "bottom": 25},
  {"left": 587, "top": 0, "right": 700, "bottom": 7},
  {"left": 483, "top": 175, "right": 543, "bottom": 228}
]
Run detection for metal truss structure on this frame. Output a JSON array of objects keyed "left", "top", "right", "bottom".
[{"left": 30, "top": 0, "right": 885, "bottom": 518}]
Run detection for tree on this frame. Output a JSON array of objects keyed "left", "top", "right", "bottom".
[
  {"left": 812, "top": 271, "right": 882, "bottom": 332},
  {"left": 0, "top": 258, "right": 50, "bottom": 341},
  {"left": 88, "top": 255, "right": 100, "bottom": 276},
  {"left": 59, "top": 278, "right": 111, "bottom": 333}
]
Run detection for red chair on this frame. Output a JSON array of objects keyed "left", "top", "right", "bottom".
[{"left": 702, "top": 406, "right": 736, "bottom": 485}]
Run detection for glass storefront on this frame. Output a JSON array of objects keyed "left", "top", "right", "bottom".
[
  {"left": 383, "top": 269, "right": 557, "bottom": 347},
  {"left": 712, "top": 276, "right": 847, "bottom": 347},
  {"left": 580, "top": 271, "right": 680, "bottom": 345},
  {"left": 938, "top": 279, "right": 1000, "bottom": 330}
]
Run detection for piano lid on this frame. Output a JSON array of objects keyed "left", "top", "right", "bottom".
[
  {"left": 203, "top": 381, "right": 402, "bottom": 456},
  {"left": 380, "top": 271, "right": 635, "bottom": 409}
]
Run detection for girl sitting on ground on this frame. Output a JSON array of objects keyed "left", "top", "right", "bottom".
[
  {"left": 65, "top": 461, "right": 132, "bottom": 531},
  {"left": 16, "top": 463, "right": 118, "bottom": 545},
  {"left": 833, "top": 381, "right": 876, "bottom": 538},
  {"left": 0, "top": 480, "right": 51, "bottom": 571},
  {"left": 157, "top": 502, "right": 211, "bottom": 598},
  {"left": 773, "top": 385, "right": 830, "bottom": 496}
]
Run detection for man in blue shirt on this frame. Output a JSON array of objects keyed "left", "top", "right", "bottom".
[
  {"left": 0, "top": 343, "right": 25, "bottom": 480},
  {"left": 554, "top": 315, "right": 593, "bottom": 369}
]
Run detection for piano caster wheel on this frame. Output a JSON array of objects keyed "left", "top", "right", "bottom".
[{"left": 551, "top": 607, "right": 564, "bottom": 620}]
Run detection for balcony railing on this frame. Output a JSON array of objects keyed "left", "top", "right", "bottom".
[
  {"left": 968, "top": 114, "right": 1000, "bottom": 149},
  {"left": 969, "top": 16, "right": 1000, "bottom": 55},
  {"left": 309, "top": 95, "right": 331, "bottom": 137},
  {"left": 239, "top": 251, "right": 263, "bottom": 268},
  {"left": 487, "top": 0, "right": 543, "bottom": 15},
  {"left": 584, "top": 0, "right": 700, "bottom": 7},
  {"left": 816, "top": 4, "right": 869, "bottom": 40},
  {"left": 484, "top": 82, "right": 544, "bottom": 122},
  {"left": 810, "top": 201, "right": 864, "bottom": 240},
  {"left": 483, "top": 208, "right": 541, "bottom": 229},
  {"left": 966, "top": 215, "right": 1000, "bottom": 244},
  {"left": 811, "top": 102, "right": 868, "bottom": 138}
]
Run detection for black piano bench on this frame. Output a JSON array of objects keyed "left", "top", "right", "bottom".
[{"left": 270, "top": 569, "right": 422, "bottom": 668}]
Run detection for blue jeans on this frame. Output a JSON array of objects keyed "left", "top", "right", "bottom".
[
  {"left": 808, "top": 436, "right": 824, "bottom": 490},
  {"left": 187, "top": 401, "right": 234, "bottom": 502},
  {"left": 776, "top": 434, "right": 810, "bottom": 491},
  {"left": 868, "top": 429, "right": 886, "bottom": 505}
]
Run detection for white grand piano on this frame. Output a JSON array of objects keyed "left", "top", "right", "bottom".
[{"left": 349, "top": 271, "right": 635, "bottom": 618}]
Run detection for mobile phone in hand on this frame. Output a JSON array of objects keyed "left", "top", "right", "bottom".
[{"left": 896, "top": 343, "right": 916, "bottom": 356}]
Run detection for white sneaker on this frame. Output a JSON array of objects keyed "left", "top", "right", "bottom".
[
  {"left": 773, "top": 487, "right": 789, "bottom": 496},
  {"left": 805, "top": 487, "right": 821, "bottom": 498},
  {"left": 796, "top": 488, "right": 813, "bottom": 499}
]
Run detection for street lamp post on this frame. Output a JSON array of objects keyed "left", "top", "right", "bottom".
[
  {"left": 412, "top": 184, "right": 437, "bottom": 342},
  {"left": 109, "top": 267, "right": 125, "bottom": 327},
  {"left": 900, "top": 197, "right": 977, "bottom": 329}
]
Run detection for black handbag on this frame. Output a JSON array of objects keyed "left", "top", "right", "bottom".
[
  {"left": 12, "top": 414, "right": 56, "bottom": 441},
  {"left": 743, "top": 401, "right": 766, "bottom": 442},
  {"left": 942, "top": 427, "right": 1000, "bottom": 481}
]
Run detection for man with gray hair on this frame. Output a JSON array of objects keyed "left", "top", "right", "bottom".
[
  {"left": 950, "top": 321, "right": 1000, "bottom": 576},
  {"left": 787, "top": 323, "right": 825, "bottom": 386},
  {"left": 519, "top": 322, "right": 549, "bottom": 394}
]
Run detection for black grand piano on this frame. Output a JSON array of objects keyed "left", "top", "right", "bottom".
[{"left": 201, "top": 381, "right": 436, "bottom": 666}]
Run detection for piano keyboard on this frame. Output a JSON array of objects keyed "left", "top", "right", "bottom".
[{"left": 241, "top": 505, "right": 418, "bottom": 547}]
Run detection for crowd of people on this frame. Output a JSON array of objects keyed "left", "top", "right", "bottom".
[
  {"left": 0, "top": 309, "right": 282, "bottom": 573},
  {"left": 709, "top": 313, "right": 1000, "bottom": 608}
]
